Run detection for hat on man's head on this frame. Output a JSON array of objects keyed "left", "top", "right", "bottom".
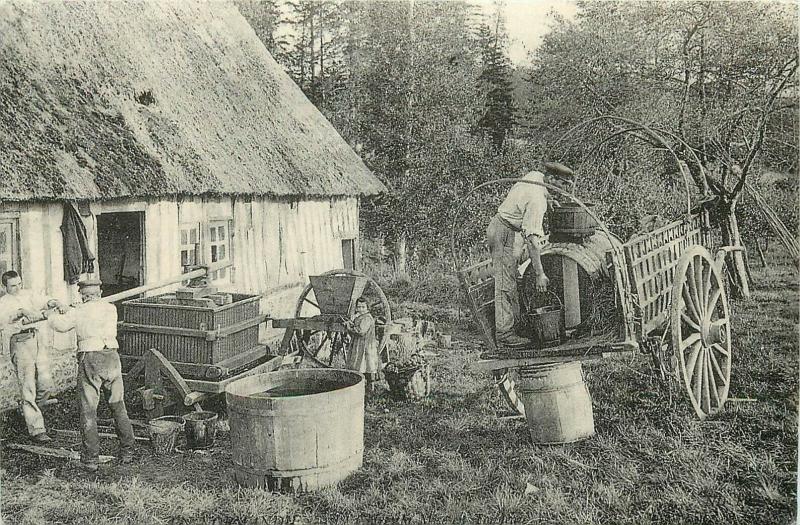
[
  {"left": 77, "top": 278, "right": 103, "bottom": 290},
  {"left": 543, "top": 161, "right": 575, "bottom": 182}
]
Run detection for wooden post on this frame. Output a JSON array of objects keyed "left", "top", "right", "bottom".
[{"left": 756, "top": 238, "right": 768, "bottom": 268}]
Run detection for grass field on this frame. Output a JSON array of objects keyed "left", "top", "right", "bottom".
[{"left": 1, "top": 253, "right": 797, "bottom": 524}]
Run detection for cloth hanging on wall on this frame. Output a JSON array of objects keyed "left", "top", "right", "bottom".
[{"left": 61, "top": 202, "right": 95, "bottom": 284}]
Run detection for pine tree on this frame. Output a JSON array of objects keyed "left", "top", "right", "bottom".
[{"left": 475, "top": 5, "right": 516, "bottom": 151}]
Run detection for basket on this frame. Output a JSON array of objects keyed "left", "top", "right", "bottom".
[
  {"left": 147, "top": 416, "right": 184, "bottom": 455},
  {"left": 384, "top": 360, "right": 431, "bottom": 400}
]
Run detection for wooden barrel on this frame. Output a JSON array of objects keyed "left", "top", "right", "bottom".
[
  {"left": 225, "top": 369, "right": 364, "bottom": 492},
  {"left": 517, "top": 362, "right": 595, "bottom": 444},
  {"left": 522, "top": 231, "right": 621, "bottom": 331}
]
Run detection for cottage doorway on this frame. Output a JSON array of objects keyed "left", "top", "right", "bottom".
[{"left": 96, "top": 212, "right": 144, "bottom": 297}]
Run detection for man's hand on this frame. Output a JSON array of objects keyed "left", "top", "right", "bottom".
[
  {"left": 48, "top": 300, "right": 68, "bottom": 314},
  {"left": 20, "top": 309, "right": 42, "bottom": 322},
  {"left": 535, "top": 273, "right": 550, "bottom": 293}
]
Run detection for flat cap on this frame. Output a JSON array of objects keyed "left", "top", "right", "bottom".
[
  {"left": 77, "top": 278, "right": 103, "bottom": 289},
  {"left": 543, "top": 161, "right": 575, "bottom": 181}
]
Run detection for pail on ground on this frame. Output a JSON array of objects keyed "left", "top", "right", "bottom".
[
  {"left": 147, "top": 415, "right": 184, "bottom": 455},
  {"left": 518, "top": 361, "right": 594, "bottom": 444},
  {"left": 184, "top": 411, "right": 219, "bottom": 450},
  {"left": 225, "top": 368, "right": 364, "bottom": 492}
]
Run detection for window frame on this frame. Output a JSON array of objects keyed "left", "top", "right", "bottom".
[
  {"left": 207, "top": 219, "right": 232, "bottom": 283},
  {"left": 0, "top": 215, "right": 21, "bottom": 276}
]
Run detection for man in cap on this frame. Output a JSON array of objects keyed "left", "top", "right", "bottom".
[
  {"left": 0, "top": 270, "right": 64, "bottom": 443},
  {"left": 487, "top": 162, "right": 575, "bottom": 346},
  {"left": 50, "top": 278, "right": 135, "bottom": 471}
]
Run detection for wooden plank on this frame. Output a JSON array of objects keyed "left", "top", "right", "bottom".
[
  {"left": 216, "top": 315, "right": 267, "bottom": 338},
  {"left": 52, "top": 428, "right": 150, "bottom": 442},
  {"left": 7, "top": 443, "right": 114, "bottom": 463},
  {"left": 471, "top": 351, "right": 610, "bottom": 372},
  {"left": 271, "top": 317, "right": 347, "bottom": 331},
  {"left": 122, "top": 354, "right": 222, "bottom": 380},
  {"left": 184, "top": 353, "right": 297, "bottom": 393},
  {"left": 562, "top": 257, "right": 580, "bottom": 328},
  {"left": 629, "top": 230, "right": 701, "bottom": 266},
  {"left": 214, "top": 344, "right": 268, "bottom": 371},
  {"left": 119, "top": 322, "right": 211, "bottom": 339}
]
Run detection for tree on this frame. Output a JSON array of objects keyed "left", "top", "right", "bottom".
[
  {"left": 475, "top": 3, "right": 516, "bottom": 151},
  {"left": 520, "top": 0, "right": 798, "bottom": 296},
  {"left": 235, "top": 0, "right": 287, "bottom": 60}
]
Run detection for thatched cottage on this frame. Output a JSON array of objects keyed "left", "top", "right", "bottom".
[{"left": 0, "top": 1, "right": 385, "bottom": 409}]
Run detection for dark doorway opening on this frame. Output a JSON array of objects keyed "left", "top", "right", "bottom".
[{"left": 97, "top": 212, "right": 144, "bottom": 297}]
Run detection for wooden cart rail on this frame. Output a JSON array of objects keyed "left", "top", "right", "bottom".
[{"left": 622, "top": 214, "right": 709, "bottom": 337}]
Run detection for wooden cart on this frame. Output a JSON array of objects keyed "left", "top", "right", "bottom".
[
  {"left": 272, "top": 269, "right": 394, "bottom": 369},
  {"left": 453, "top": 179, "right": 740, "bottom": 420}
]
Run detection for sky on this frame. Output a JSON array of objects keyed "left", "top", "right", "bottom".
[{"left": 474, "top": 0, "right": 579, "bottom": 65}]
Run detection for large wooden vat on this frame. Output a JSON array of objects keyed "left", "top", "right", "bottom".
[
  {"left": 518, "top": 361, "right": 595, "bottom": 444},
  {"left": 225, "top": 369, "right": 364, "bottom": 492}
]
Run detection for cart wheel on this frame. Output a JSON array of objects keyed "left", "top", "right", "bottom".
[
  {"left": 285, "top": 328, "right": 350, "bottom": 368},
  {"left": 294, "top": 269, "right": 393, "bottom": 368},
  {"left": 495, "top": 369, "right": 525, "bottom": 417},
  {"left": 671, "top": 246, "right": 732, "bottom": 419}
]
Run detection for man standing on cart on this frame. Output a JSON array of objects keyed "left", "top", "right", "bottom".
[{"left": 487, "top": 162, "right": 575, "bottom": 346}]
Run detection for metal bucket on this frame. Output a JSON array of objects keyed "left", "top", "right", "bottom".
[
  {"left": 184, "top": 411, "right": 219, "bottom": 450},
  {"left": 521, "top": 292, "right": 566, "bottom": 348},
  {"left": 525, "top": 306, "right": 565, "bottom": 347},
  {"left": 226, "top": 369, "right": 364, "bottom": 492},
  {"left": 518, "top": 362, "right": 595, "bottom": 444},
  {"left": 147, "top": 415, "right": 184, "bottom": 455}
]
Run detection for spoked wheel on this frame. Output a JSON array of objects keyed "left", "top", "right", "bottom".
[
  {"left": 284, "top": 327, "right": 351, "bottom": 368},
  {"left": 671, "top": 246, "right": 733, "bottom": 419},
  {"left": 495, "top": 368, "right": 525, "bottom": 416},
  {"left": 294, "top": 269, "right": 392, "bottom": 368}
]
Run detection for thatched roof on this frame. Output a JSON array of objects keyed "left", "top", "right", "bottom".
[{"left": 0, "top": 1, "right": 386, "bottom": 201}]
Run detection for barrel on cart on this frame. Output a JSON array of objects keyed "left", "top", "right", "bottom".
[{"left": 453, "top": 177, "right": 738, "bottom": 421}]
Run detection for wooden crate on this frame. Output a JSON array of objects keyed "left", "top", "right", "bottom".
[
  {"left": 119, "top": 292, "right": 263, "bottom": 365},
  {"left": 122, "top": 293, "right": 260, "bottom": 329}
]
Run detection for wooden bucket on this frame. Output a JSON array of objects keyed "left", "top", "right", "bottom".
[
  {"left": 550, "top": 202, "right": 598, "bottom": 240},
  {"left": 225, "top": 369, "right": 364, "bottom": 492},
  {"left": 147, "top": 416, "right": 184, "bottom": 455},
  {"left": 517, "top": 362, "right": 595, "bottom": 444}
]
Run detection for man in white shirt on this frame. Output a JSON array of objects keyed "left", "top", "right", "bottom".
[
  {"left": 50, "top": 278, "right": 134, "bottom": 471},
  {"left": 0, "top": 270, "right": 62, "bottom": 442},
  {"left": 487, "top": 162, "right": 575, "bottom": 346}
]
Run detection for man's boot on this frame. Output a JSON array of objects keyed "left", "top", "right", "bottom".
[{"left": 496, "top": 332, "right": 529, "bottom": 347}]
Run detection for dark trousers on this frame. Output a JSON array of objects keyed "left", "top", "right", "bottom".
[{"left": 77, "top": 350, "right": 134, "bottom": 464}]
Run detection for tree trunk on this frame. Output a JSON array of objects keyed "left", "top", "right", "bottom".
[
  {"left": 722, "top": 208, "right": 751, "bottom": 299},
  {"left": 394, "top": 234, "right": 408, "bottom": 277},
  {"left": 756, "top": 238, "right": 768, "bottom": 268}
]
